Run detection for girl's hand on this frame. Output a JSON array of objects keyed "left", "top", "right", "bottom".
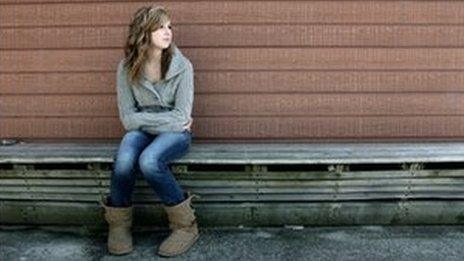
[{"left": 183, "top": 119, "right": 193, "bottom": 131}]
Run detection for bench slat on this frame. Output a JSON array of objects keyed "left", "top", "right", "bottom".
[{"left": 2, "top": 142, "right": 464, "bottom": 164}]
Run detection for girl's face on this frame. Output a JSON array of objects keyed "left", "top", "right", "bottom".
[{"left": 150, "top": 19, "right": 172, "bottom": 50}]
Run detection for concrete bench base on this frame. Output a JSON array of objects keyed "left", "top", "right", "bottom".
[{"left": 2, "top": 200, "right": 464, "bottom": 228}]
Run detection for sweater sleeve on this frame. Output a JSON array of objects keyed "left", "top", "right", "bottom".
[
  {"left": 116, "top": 60, "right": 142, "bottom": 131},
  {"left": 138, "top": 62, "right": 194, "bottom": 133}
]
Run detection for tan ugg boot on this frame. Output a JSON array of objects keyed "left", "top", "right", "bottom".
[
  {"left": 101, "top": 198, "right": 133, "bottom": 255},
  {"left": 157, "top": 194, "right": 199, "bottom": 257}
]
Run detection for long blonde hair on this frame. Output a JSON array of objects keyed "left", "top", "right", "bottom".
[{"left": 123, "top": 5, "right": 173, "bottom": 85}]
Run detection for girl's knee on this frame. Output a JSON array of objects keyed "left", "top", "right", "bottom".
[
  {"left": 113, "top": 153, "right": 137, "bottom": 177},
  {"left": 138, "top": 154, "right": 167, "bottom": 181}
]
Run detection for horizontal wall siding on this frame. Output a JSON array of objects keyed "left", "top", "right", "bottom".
[
  {"left": 1, "top": 1, "right": 463, "bottom": 141},
  {"left": 4, "top": 25, "right": 464, "bottom": 49},
  {"left": 3, "top": 1, "right": 464, "bottom": 25},
  {"left": 4, "top": 49, "right": 464, "bottom": 72},
  {"left": 2, "top": 71, "right": 464, "bottom": 94},
  {"left": 2, "top": 94, "right": 464, "bottom": 117},
  {"left": 2, "top": 117, "right": 464, "bottom": 140}
]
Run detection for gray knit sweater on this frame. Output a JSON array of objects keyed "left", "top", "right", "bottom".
[{"left": 116, "top": 46, "right": 194, "bottom": 135}]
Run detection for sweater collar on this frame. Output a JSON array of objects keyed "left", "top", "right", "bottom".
[
  {"left": 165, "top": 44, "right": 188, "bottom": 80},
  {"left": 139, "top": 44, "right": 187, "bottom": 85}
]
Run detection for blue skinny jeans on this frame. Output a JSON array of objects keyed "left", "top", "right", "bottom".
[{"left": 109, "top": 129, "right": 192, "bottom": 207}]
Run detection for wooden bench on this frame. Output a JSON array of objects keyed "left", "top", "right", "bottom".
[{"left": 2, "top": 142, "right": 464, "bottom": 228}]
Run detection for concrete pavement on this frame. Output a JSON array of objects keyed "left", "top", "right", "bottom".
[{"left": 1, "top": 225, "right": 464, "bottom": 261}]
